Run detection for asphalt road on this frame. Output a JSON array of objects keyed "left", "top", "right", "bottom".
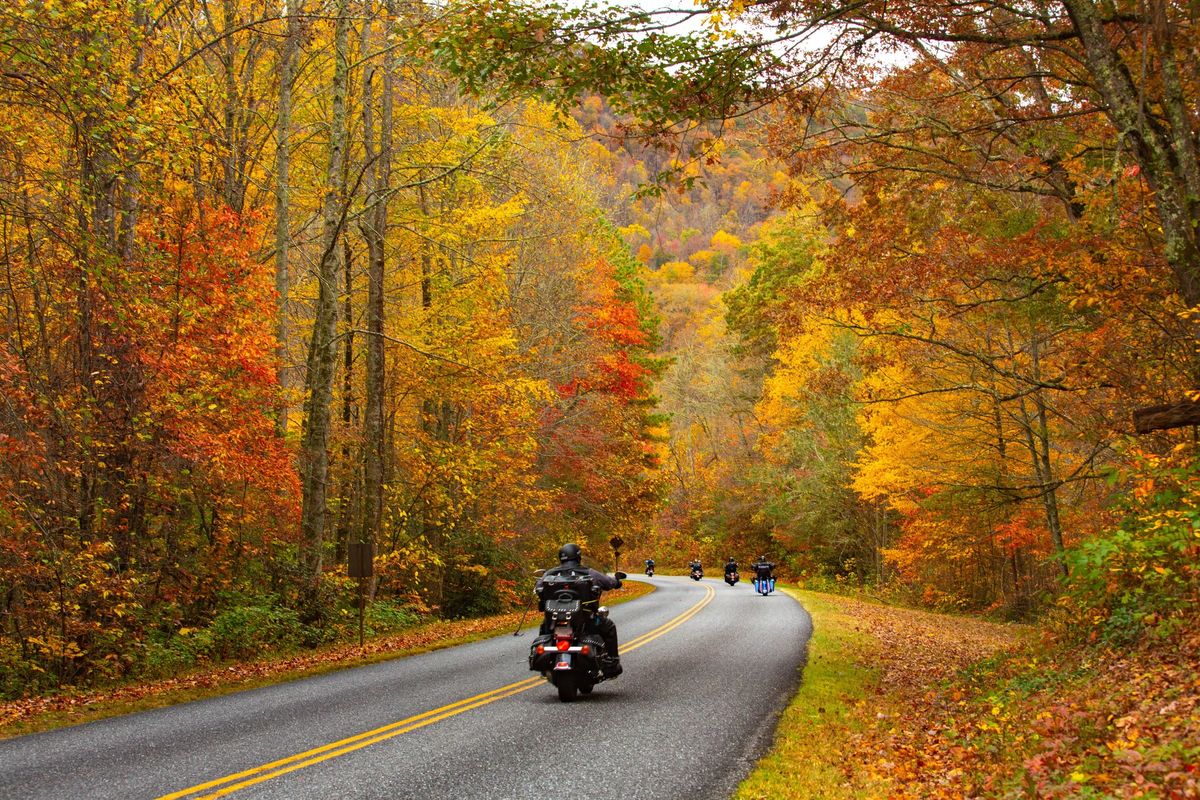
[{"left": 0, "top": 576, "right": 811, "bottom": 800}]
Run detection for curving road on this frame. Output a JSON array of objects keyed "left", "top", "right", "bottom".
[{"left": 0, "top": 576, "right": 811, "bottom": 800}]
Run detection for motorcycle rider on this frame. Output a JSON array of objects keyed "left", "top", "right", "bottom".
[
  {"left": 751, "top": 556, "right": 776, "bottom": 593},
  {"left": 644, "top": 557, "right": 655, "bottom": 575},
  {"left": 536, "top": 542, "right": 623, "bottom": 677},
  {"left": 688, "top": 558, "right": 703, "bottom": 576},
  {"left": 724, "top": 556, "right": 738, "bottom": 580}
]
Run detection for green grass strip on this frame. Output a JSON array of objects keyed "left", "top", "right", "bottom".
[{"left": 735, "top": 587, "right": 879, "bottom": 800}]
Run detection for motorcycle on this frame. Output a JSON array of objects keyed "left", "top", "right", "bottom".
[
  {"left": 645, "top": 564, "right": 655, "bottom": 577},
  {"left": 753, "top": 575, "right": 775, "bottom": 596},
  {"left": 690, "top": 565, "right": 703, "bottom": 581},
  {"left": 724, "top": 570, "right": 739, "bottom": 586},
  {"left": 529, "top": 569, "right": 626, "bottom": 702}
]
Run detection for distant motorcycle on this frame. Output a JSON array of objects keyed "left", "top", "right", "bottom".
[
  {"left": 645, "top": 563, "right": 655, "bottom": 577},
  {"left": 690, "top": 566, "right": 703, "bottom": 581},
  {"left": 753, "top": 576, "right": 775, "bottom": 596},
  {"left": 724, "top": 570, "right": 739, "bottom": 586},
  {"left": 529, "top": 569, "right": 626, "bottom": 702}
]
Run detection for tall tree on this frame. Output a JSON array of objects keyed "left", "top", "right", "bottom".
[
  {"left": 359, "top": 0, "right": 395, "bottom": 576},
  {"left": 299, "top": 0, "right": 350, "bottom": 592},
  {"left": 274, "top": 0, "right": 305, "bottom": 430}
]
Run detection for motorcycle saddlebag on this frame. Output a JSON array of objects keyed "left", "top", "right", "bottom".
[
  {"left": 529, "top": 634, "right": 557, "bottom": 671},
  {"left": 578, "top": 632, "right": 606, "bottom": 661}
]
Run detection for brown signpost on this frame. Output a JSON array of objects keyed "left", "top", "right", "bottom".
[
  {"left": 348, "top": 541, "right": 374, "bottom": 578},
  {"left": 609, "top": 535, "right": 624, "bottom": 574},
  {"left": 348, "top": 542, "right": 374, "bottom": 647}
]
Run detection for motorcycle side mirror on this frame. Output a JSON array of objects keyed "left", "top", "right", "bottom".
[
  {"left": 614, "top": 571, "right": 627, "bottom": 580},
  {"left": 533, "top": 568, "right": 547, "bottom": 577}
]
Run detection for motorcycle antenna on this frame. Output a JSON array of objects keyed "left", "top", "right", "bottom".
[{"left": 513, "top": 568, "right": 546, "bottom": 636}]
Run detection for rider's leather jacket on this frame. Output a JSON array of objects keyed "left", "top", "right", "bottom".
[{"left": 535, "top": 561, "right": 621, "bottom": 610}]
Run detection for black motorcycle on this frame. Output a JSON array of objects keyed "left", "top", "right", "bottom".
[
  {"left": 690, "top": 565, "right": 703, "bottom": 581},
  {"left": 529, "top": 569, "right": 626, "bottom": 702},
  {"left": 724, "top": 569, "right": 739, "bottom": 586},
  {"left": 645, "top": 563, "right": 655, "bottom": 577}
]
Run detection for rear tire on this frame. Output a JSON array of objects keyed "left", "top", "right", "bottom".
[
  {"left": 556, "top": 673, "right": 578, "bottom": 702},
  {"left": 579, "top": 681, "right": 594, "bottom": 695}
]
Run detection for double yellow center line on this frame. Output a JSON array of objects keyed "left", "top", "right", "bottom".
[{"left": 159, "top": 582, "right": 715, "bottom": 799}]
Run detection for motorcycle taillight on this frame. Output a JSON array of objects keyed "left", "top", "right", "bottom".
[{"left": 556, "top": 638, "right": 571, "bottom": 651}]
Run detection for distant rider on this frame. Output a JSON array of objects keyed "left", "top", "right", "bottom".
[
  {"left": 751, "top": 556, "right": 776, "bottom": 593},
  {"left": 724, "top": 557, "right": 738, "bottom": 579},
  {"left": 645, "top": 557, "right": 655, "bottom": 575},
  {"left": 689, "top": 558, "right": 703, "bottom": 576},
  {"left": 536, "top": 542, "right": 623, "bottom": 677}
]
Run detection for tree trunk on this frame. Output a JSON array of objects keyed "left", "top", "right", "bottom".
[
  {"left": 1013, "top": 331, "right": 1067, "bottom": 576},
  {"left": 359, "top": 0, "right": 393, "bottom": 595},
  {"left": 1032, "top": 383, "right": 1067, "bottom": 575},
  {"left": 221, "top": 0, "right": 243, "bottom": 211},
  {"left": 335, "top": 237, "right": 355, "bottom": 566},
  {"left": 299, "top": 0, "right": 349, "bottom": 594},
  {"left": 274, "top": 0, "right": 303, "bottom": 434}
]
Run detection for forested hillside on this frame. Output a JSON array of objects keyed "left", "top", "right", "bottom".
[{"left": 571, "top": 100, "right": 789, "bottom": 568}]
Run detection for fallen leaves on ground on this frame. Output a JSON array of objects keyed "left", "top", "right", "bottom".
[{"left": 822, "top": 595, "right": 1200, "bottom": 798}]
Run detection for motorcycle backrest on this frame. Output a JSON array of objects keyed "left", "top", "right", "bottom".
[{"left": 545, "top": 598, "right": 581, "bottom": 614}]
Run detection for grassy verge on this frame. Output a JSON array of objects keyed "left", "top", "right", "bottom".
[
  {"left": 735, "top": 587, "right": 1026, "bottom": 800},
  {"left": 735, "top": 590, "right": 880, "bottom": 800},
  {"left": 0, "top": 579, "right": 654, "bottom": 740}
]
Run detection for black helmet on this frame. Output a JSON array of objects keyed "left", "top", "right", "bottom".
[{"left": 558, "top": 542, "right": 582, "bottom": 564}]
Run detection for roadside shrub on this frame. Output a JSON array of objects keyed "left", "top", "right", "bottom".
[
  {"left": 0, "top": 640, "right": 56, "bottom": 699},
  {"left": 439, "top": 533, "right": 515, "bottom": 618},
  {"left": 365, "top": 599, "right": 420, "bottom": 636},
  {"left": 208, "top": 604, "right": 302, "bottom": 660},
  {"left": 1062, "top": 449, "right": 1200, "bottom": 643},
  {"left": 140, "top": 626, "right": 215, "bottom": 677}
]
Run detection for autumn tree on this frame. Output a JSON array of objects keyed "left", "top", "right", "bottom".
[{"left": 0, "top": 0, "right": 672, "bottom": 689}]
